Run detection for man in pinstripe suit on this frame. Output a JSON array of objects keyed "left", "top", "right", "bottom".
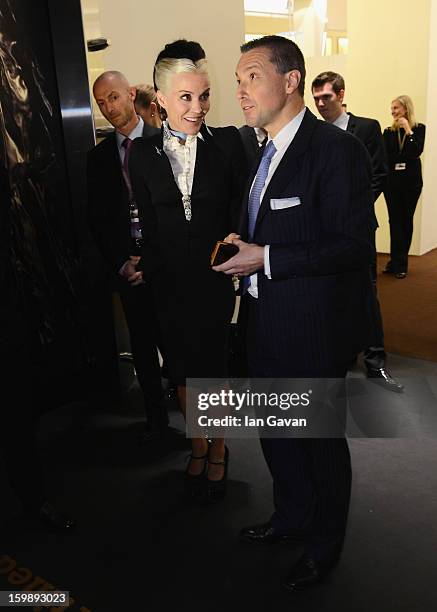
[{"left": 214, "top": 36, "right": 373, "bottom": 590}]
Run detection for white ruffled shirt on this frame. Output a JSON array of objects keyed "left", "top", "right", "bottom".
[{"left": 162, "top": 121, "right": 204, "bottom": 199}]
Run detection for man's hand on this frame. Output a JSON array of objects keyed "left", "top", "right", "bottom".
[
  {"left": 212, "top": 239, "right": 264, "bottom": 276},
  {"left": 223, "top": 232, "right": 241, "bottom": 243},
  {"left": 119, "top": 255, "right": 144, "bottom": 285}
]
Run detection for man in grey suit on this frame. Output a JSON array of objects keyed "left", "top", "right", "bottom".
[{"left": 214, "top": 36, "right": 373, "bottom": 591}]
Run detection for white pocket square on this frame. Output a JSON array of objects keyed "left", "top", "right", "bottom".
[{"left": 270, "top": 197, "right": 301, "bottom": 210}]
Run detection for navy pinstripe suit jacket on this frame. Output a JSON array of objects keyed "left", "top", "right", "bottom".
[{"left": 240, "top": 109, "right": 374, "bottom": 377}]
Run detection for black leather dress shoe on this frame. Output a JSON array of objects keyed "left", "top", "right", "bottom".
[
  {"left": 37, "top": 502, "right": 76, "bottom": 532},
  {"left": 281, "top": 554, "right": 327, "bottom": 591},
  {"left": 239, "top": 522, "right": 303, "bottom": 545},
  {"left": 395, "top": 272, "right": 407, "bottom": 279},
  {"left": 367, "top": 367, "right": 404, "bottom": 392}
]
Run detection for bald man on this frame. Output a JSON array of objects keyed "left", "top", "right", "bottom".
[{"left": 87, "top": 71, "right": 167, "bottom": 441}]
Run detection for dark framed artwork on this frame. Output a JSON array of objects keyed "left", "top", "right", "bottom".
[{"left": 0, "top": 0, "right": 88, "bottom": 394}]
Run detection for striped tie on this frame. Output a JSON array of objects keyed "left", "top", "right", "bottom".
[{"left": 247, "top": 139, "right": 276, "bottom": 240}]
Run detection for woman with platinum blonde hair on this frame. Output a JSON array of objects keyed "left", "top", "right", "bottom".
[
  {"left": 129, "top": 40, "right": 247, "bottom": 502},
  {"left": 383, "top": 95, "right": 426, "bottom": 278}
]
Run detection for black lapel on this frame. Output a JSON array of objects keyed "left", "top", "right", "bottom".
[
  {"left": 254, "top": 109, "right": 318, "bottom": 232},
  {"left": 249, "top": 127, "right": 259, "bottom": 150},
  {"left": 106, "top": 132, "right": 121, "bottom": 166},
  {"left": 105, "top": 133, "right": 126, "bottom": 195},
  {"left": 191, "top": 135, "right": 209, "bottom": 198},
  {"left": 346, "top": 112, "right": 357, "bottom": 135},
  {"left": 146, "top": 129, "right": 181, "bottom": 198}
]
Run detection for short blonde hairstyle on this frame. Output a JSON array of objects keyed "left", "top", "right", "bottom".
[
  {"left": 134, "top": 83, "right": 158, "bottom": 109},
  {"left": 154, "top": 58, "right": 209, "bottom": 95},
  {"left": 391, "top": 95, "right": 418, "bottom": 131}
]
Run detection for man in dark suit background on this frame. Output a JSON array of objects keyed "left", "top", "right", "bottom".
[
  {"left": 214, "top": 35, "right": 373, "bottom": 590},
  {"left": 87, "top": 71, "right": 166, "bottom": 442},
  {"left": 239, "top": 125, "right": 267, "bottom": 169},
  {"left": 312, "top": 71, "right": 403, "bottom": 392}
]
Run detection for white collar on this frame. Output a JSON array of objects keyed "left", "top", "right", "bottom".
[
  {"left": 332, "top": 111, "right": 350, "bottom": 131},
  {"left": 115, "top": 116, "right": 144, "bottom": 148},
  {"left": 268, "top": 107, "right": 306, "bottom": 153}
]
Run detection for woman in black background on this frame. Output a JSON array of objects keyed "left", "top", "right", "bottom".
[
  {"left": 383, "top": 95, "right": 425, "bottom": 278},
  {"left": 129, "top": 40, "right": 247, "bottom": 501}
]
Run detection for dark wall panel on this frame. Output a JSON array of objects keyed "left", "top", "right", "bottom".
[{"left": 0, "top": 0, "right": 96, "bottom": 403}]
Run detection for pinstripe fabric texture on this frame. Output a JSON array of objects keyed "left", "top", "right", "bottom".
[
  {"left": 241, "top": 112, "right": 374, "bottom": 376},
  {"left": 239, "top": 110, "right": 375, "bottom": 563}
]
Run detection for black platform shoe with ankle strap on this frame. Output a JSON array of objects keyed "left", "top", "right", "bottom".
[
  {"left": 185, "top": 450, "right": 208, "bottom": 499},
  {"left": 204, "top": 446, "right": 229, "bottom": 504}
]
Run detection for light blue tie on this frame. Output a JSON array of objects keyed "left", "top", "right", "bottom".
[
  {"left": 241, "top": 139, "right": 276, "bottom": 294},
  {"left": 247, "top": 139, "right": 276, "bottom": 240}
]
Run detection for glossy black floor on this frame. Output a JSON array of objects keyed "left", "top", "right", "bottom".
[{"left": 1, "top": 355, "right": 437, "bottom": 611}]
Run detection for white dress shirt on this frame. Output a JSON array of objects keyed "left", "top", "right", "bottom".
[
  {"left": 116, "top": 116, "right": 144, "bottom": 163},
  {"left": 248, "top": 107, "right": 306, "bottom": 298},
  {"left": 332, "top": 111, "right": 350, "bottom": 131}
]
